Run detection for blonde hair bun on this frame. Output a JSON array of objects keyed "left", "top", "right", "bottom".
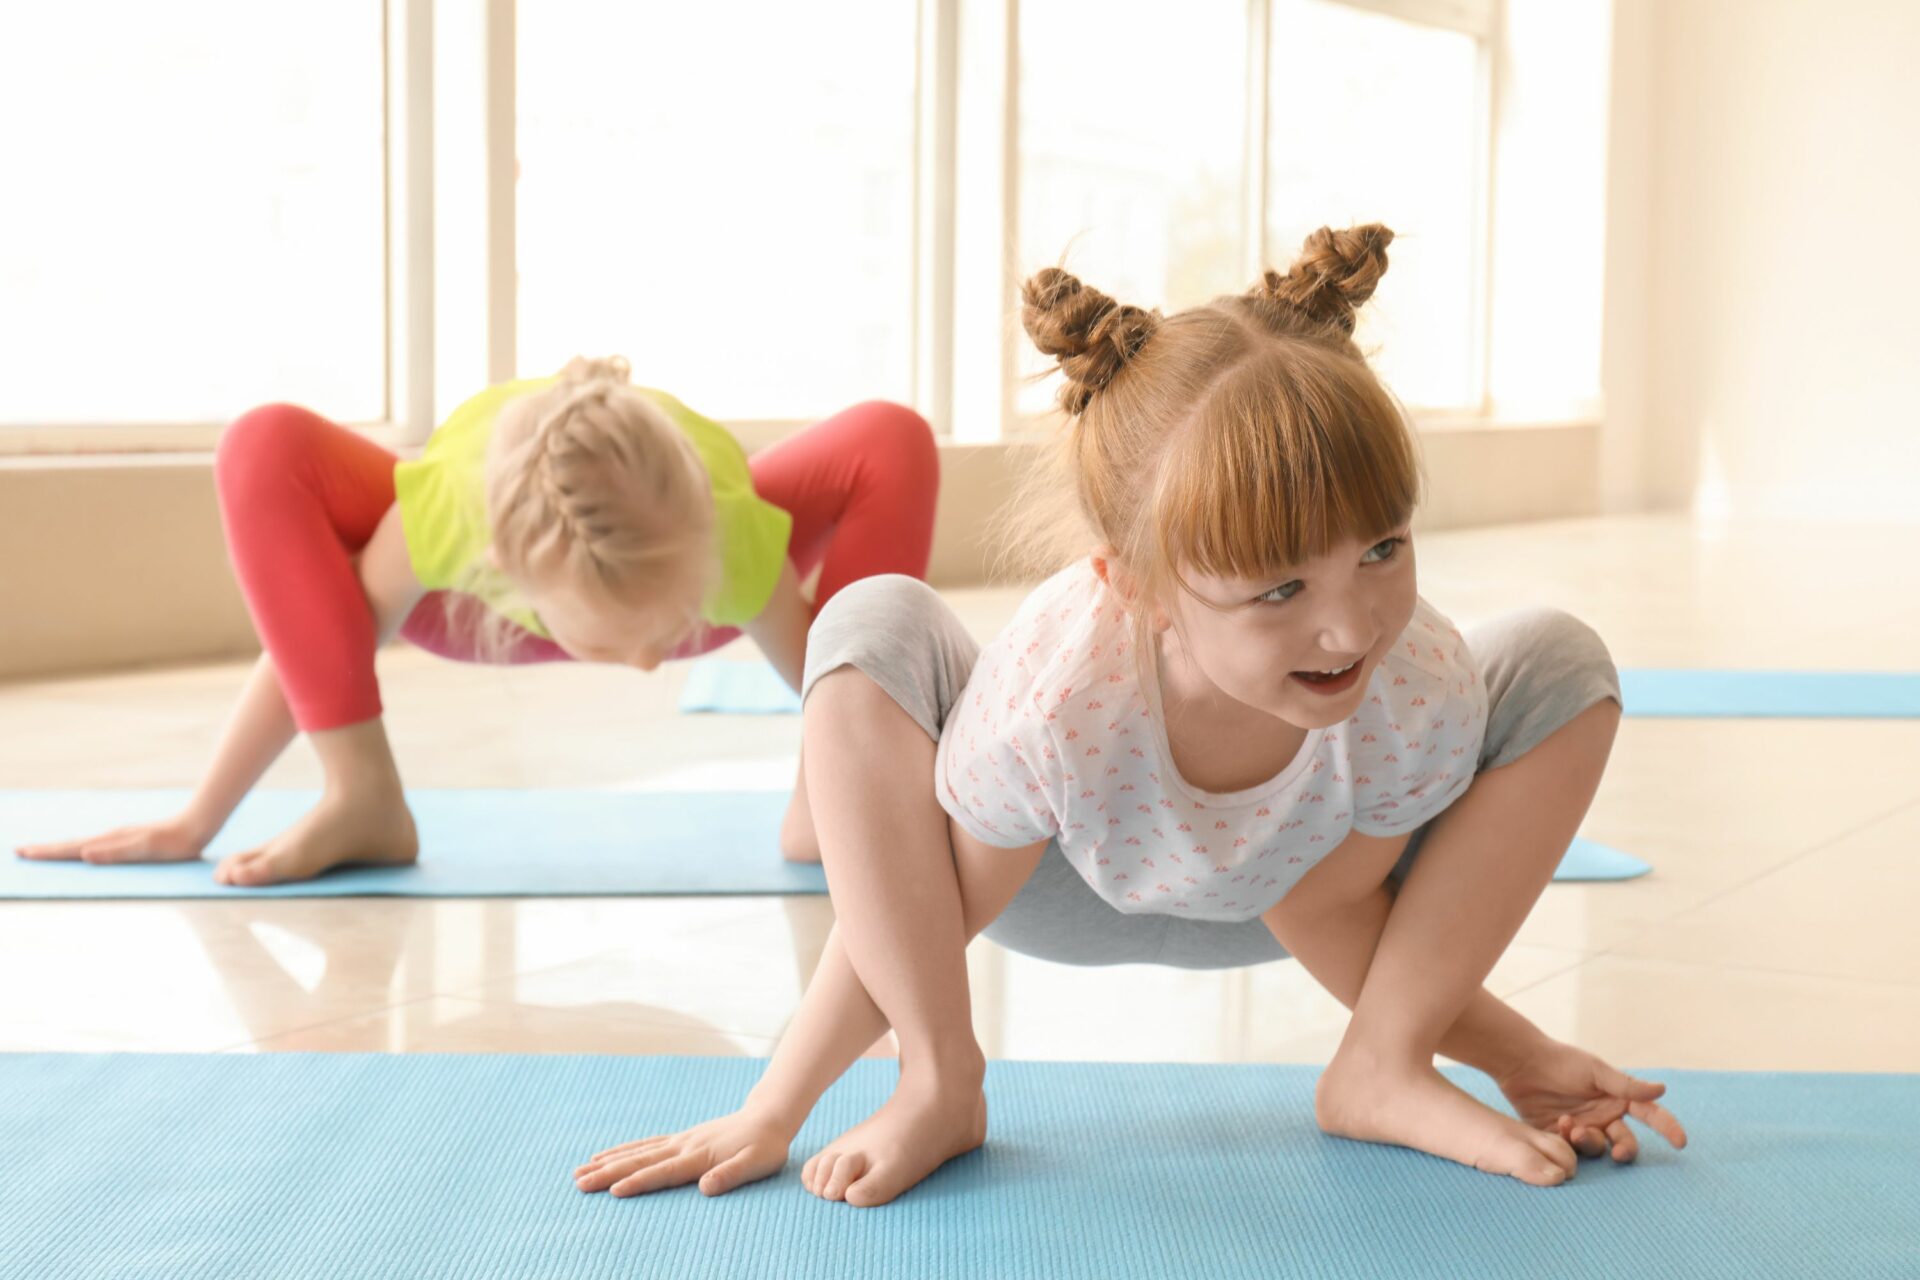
[
  {"left": 1252, "top": 223, "right": 1394, "bottom": 337},
  {"left": 1020, "top": 267, "right": 1162, "bottom": 415}
]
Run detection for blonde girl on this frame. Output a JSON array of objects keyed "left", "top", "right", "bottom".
[
  {"left": 574, "top": 225, "right": 1688, "bottom": 1206},
  {"left": 17, "top": 360, "right": 937, "bottom": 885}
]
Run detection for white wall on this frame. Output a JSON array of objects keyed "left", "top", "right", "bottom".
[{"left": 1630, "top": 0, "right": 1920, "bottom": 522}]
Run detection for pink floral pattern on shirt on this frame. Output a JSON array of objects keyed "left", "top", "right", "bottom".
[{"left": 934, "top": 561, "right": 1489, "bottom": 923}]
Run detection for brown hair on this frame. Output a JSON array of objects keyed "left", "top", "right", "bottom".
[{"left": 1008, "top": 224, "right": 1422, "bottom": 641}]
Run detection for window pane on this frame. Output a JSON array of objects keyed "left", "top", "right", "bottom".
[
  {"left": 1268, "top": 0, "right": 1481, "bottom": 411},
  {"left": 1017, "top": 0, "right": 1248, "bottom": 416},
  {"left": 0, "top": 3, "right": 386, "bottom": 426},
  {"left": 517, "top": 5, "right": 915, "bottom": 423}
]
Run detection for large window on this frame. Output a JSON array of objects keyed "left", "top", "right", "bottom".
[
  {"left": 1016, "top": 0, "right": 1250, "bottom": 416},
  {"left": 0, "top": 3, "right": 386, "bottom": 428},
  {"left": 7, "top": 0, "right": 1496, "bottom": 447},
  {"left": 1267, "top": 0, "right": 1484, "bottom": 412},
  {"left": 515, "top": 4, "right": 917, "bottom": 423}
]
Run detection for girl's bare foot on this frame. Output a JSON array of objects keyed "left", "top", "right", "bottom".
[
  {"left": 1315, "top": 1043, "right": 1578, "bottom": 1187},
  {"left": 801, "top": 1067, "right": 988, "bottom": 1207},
  {"left": 213, "top": 786, "right": 418, "bottom": 887}
]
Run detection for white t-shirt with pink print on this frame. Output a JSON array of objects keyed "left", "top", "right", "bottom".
[{"left": 934, "top": 560, "right": 1489, "bottom": 924}]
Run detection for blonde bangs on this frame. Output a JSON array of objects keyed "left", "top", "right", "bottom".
[{"left": 1148, "top": 342, "right": 1421, "bottom": 599}]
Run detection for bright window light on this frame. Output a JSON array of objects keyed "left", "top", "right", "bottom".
[
  {"left": 515, "top": 4, "right": 916, "bottom": 423},
  {"left": 0, "top": 2, "right": 386, "bottom": 427},
  {"left": 1016, "top": 0, "right": 1249, "bottom": 416},
  {"left": 1268, "top": 0, "right": 1482, "bottom": 412}
]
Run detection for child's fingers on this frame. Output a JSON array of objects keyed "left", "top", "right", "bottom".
[
  {"left": 584, "top": 1135, "right": 670, "bottom": 1166},
  {"left": 577, "top": 1138, "right": 677, "bottom": 1184},
  {"left": 25, "top": 826, "right": 139, "bottom": 860},
  {"left": 1568, "top": 1124, "right": 1609, "bottom": 1159},
  {"left": 1604, "top": 1118, "right": 1639, "bottom": 1163},
  {"left": 574, "top": 1155, "right": 640, "bottom": 1192},
  {"left": 1628, "top": 1098, "right": 1688, "bottom": 1149},
  {"left": 16, "top": 839, "right": 84, "bottom": 860},
  {"left": 611, "top": 1149, "right": 704, "bottom": 1198},
  {"left": 81, "top": 831, "right": 160, "bottom": 864},
  {"left": 1594, "top": 1062, "right": 1667, "bottom": 1102},
  {"left": 699, "top": 1148, "right": 760, "bottom": 1196}
]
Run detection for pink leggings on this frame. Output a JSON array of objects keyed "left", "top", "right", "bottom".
[{"left": 214, "top": 399, "right": 939, "bottom": 731}]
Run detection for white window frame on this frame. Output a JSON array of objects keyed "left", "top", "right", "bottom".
[{"left": 9, "top": 0, "right": 1498, "bottom": 456}]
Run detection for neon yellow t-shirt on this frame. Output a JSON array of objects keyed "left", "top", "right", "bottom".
[{"left": 391, "top": 379, "right": 792, "bottom": 638}]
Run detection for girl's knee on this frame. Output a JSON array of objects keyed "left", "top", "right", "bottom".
[
  {"left": 812, "top": 573, "right": 944, "bottom": 635},
  {"left": 214, "top": 403, "right": 315, "bottom": 494},
  {"left": 852, "top": 401, "right": 939, "bottom": 486}
]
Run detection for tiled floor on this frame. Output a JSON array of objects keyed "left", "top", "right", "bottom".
[{"left": 3, "top": 512, "right": 1917, "bottom": 1080}]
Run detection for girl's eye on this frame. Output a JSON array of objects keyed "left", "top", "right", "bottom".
[
  {"left": 1257, "top": 580, "right": 1303, "bottom": 604},
  {"left": 1362, "top": 536, "right": 1407, "bottom": 564},
  {"left": 1255, "top": 536, "right": 1407, "bottom": 605}
]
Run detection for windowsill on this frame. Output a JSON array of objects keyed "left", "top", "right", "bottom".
[
  {"left": 0, "top": 419, "right": 418, "bottom": 461},
  {"left": 0, "top": 404, "right": 1602, "bottom": 467},
  {"left": 1413, "top": 405, "right": 1602, "bottom": 434}
]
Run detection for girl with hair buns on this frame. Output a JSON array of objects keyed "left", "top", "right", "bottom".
[
  {"left": 574, "top": 225, "right": 1686, "bottom": 1208},
  {"left": 16, "top": 359, "right": 937, "bottom": 885}
]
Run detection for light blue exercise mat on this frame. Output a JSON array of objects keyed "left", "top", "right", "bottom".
[
  {"left": 1, "top": 789, "right": 1645, "bottom": 898},
  {"left": 678, "top": 660, "right": 804, "bottom": 714},
  {"left": 2, "top": 1054, "right": 1913, "bottom": 1280},
  {"left": 684, "top": 659, "right": 1920, "bottom": 721},
  {"left": 1618, "top": 669, "right": 1920, "bottom": 718},
  {"left": 1, "top": 789, "right": 823, "bottom": 899}
]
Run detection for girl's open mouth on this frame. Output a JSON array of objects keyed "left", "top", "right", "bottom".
[{"left": 1290, "top": 658, "right": 1362, "bottom": 695}]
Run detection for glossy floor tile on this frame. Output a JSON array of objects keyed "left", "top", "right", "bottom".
[{"left": 1, "top": 513, "right": 1916, "bottom": 1079}]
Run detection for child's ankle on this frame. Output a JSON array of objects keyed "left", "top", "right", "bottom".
[{"left": 897, "top": 1038, "right": 987, "bottom": 1089}]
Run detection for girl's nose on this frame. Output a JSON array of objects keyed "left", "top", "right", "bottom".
[{"left": 1316, "top": 600, "right": 1374, "bottom": 656}]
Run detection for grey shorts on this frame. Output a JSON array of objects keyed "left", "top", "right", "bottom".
[{"left": 801, "top": 575, "right": 1621, "bottom": 971}]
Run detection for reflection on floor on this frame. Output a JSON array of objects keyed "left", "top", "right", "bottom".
[{"left": 2, "top": 513, "right": 1917, "bottom": 1073}]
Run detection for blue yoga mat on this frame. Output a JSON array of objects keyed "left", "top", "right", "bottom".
[
  {"left": 679, "top": 660, "right": 804, "bottom": 714},
  {"left": 1619, "top": 669, "right": 1920, "bottom": 718},
  {"left": 1, "top": 789, "right": 1645, "bottom": 898},
  {"left": 3, "top": 1053, "right": 1912, "bottom": 1279},
  {"left": 684, "top": 659, "right": 1920, "bottom": 721},
  {"left": 1, "top": 789, "right": 824, "bottom": 899}
]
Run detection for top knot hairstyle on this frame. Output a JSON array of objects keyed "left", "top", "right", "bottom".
[
  {"left": 1249, "top": 223, "right": 1393, "bottom": 337},
  {"left": 1005, "top": 223, "right": 1421, "bottom": 643},
  {"left": 1020, "top": 268, "right": 1163, "bottom": 415}
]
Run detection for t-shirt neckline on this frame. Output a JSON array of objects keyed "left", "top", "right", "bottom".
[{"left": 1140, "top": 635, "right": 1326, "bottom": 809}]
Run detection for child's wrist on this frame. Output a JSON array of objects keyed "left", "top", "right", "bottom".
[
  {"left": 1452, "top": 1004, "right": 1550, "bottom": 1079},
  {"left": 172, "top": 804, "right": 221, "bottom": 851},
  {"left": 740, "top": 1092, "right": 808, "bottom": 1138}
]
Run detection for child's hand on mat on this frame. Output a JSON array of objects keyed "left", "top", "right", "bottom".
[
  {"left": 15, "top": 814, "right": 209, "bottom": 865},
  {"left": 1492, "top": 1039, "right": 1688, "bottom": 1163},
  {"left": 574, "top": 1109, "right": 793, "bottom": 1199}
]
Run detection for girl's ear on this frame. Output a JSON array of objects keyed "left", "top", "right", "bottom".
[
  {"left": 482, "top": 544, "right": 501, "bottom": 570},
  {"left": 1089, "top": 545, "right": 1127, "bottom": 596}
]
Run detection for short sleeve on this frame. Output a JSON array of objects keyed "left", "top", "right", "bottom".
[
  {"left": 1351, "top": 644, "right": 1489, "bottom": 837},
  {"left": 934, "top": 650, "right": 1062, "bottom": 849},
  {"left": 638, "top": 389, "right": 793, "bottom": 627}
]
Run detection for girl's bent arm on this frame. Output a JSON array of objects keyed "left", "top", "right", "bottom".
[{"left": 741, "top": 560, "right": 811, "bottom": 691}]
